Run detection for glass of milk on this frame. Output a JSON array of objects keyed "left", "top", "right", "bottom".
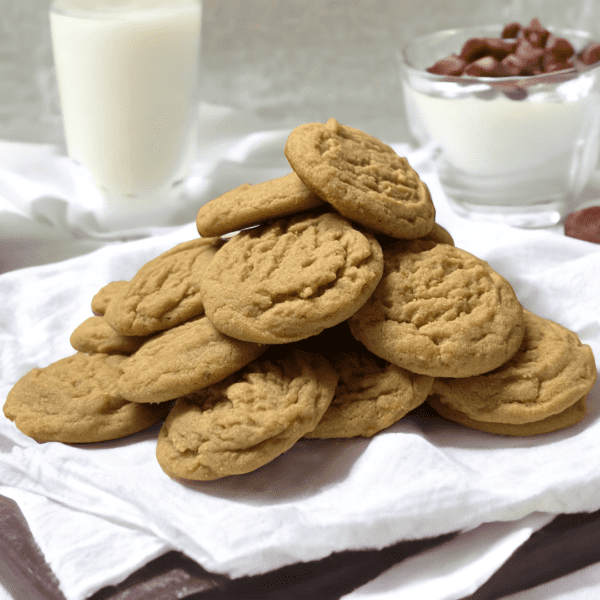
[
  {"left": 399, "top": 25, "right": 600, "bottom": 228},
  {"left": 49, "top": 0, "right": 202, "bottom": 225}
]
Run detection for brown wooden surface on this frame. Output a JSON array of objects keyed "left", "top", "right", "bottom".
[
  {"left": 0, "top": 495, "right": 66, "bottom": 600},
  {"left": 3, "top": 493, "right": 600, "bottom": 600}
]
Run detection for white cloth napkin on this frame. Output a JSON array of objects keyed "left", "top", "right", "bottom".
[
  {"left": 343, "top": 512, "right": 555, "bottom": 600},
  {"left": 1, "top": 114, "right": 600, "bottom": 600}
]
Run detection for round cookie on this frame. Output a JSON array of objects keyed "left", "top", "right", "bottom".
[
  {"left": 70, "top": 316, "right": 149, "bottom": 355},
  {"left": 104, "top": 237, "right": 223, "bottom": 337},
  {"left": 156, "top": 347, "right": 338, "bottom": 480},
  {"left": 427, "top": 394, "right": 587, "bottom": 437},
  {"left": 201, "top": 211, "right": 384, "bottom": 344},
  {"left": 431, "top": 310, "right": 597, "bottom": 423},
  {"left": 348, "top": 240, "right": 525, "bottom": 378},
  {"left": 284, "top": 118, "right": 435, "bottom": 239},
  {"left": 195, "top": 172, "right": 326, "bottom": 237},
  {"left": 91, "top": 280, "right": 128, "bottom": 316},
  {"left": 421, "top": 222, "right": 454, "bottom": 246},
  {"left": 118, "top": 315, "right": 268, "bottom": 404},
  {"left": 3, "top": 353, "right": 170, "bottom": 443},
  {"left": 377, "top": 222, "right": 455, "bottom": 249},
  {"left": 302, "top": 326, "right": 434, "bottom": 439}
]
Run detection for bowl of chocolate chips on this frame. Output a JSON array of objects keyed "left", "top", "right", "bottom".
[{"left": 399, "top": 18, "right": 600, "bottom": 228}]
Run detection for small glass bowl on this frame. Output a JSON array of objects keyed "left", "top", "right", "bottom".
[{"left": 399, "top": 24, "right": 600, "bottom": 227}]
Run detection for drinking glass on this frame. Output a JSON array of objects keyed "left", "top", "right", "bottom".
[{"left": 50, "top": 0, "right": 202, "bottom": 224}]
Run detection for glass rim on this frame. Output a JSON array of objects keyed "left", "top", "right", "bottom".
[
  {"left": 399, "top": 23, "right": 600, "bottom": 87},
  {"left": 49, "top": 0, "right": 201, "bottom": 18}
]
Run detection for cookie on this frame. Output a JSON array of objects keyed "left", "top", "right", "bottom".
[
  {"left": 348, "top": 240, "right": 525, "bottom": 377},
  {"left": 118, "top": 315, "right": 268, "bottom": 404},
  {"left": 70, "top": 316, "right": 149, "bottom": 355},
  {"left": 421, "top": 223, "right": 454, "bottom": 246},
  {"left": 104, "top": 238, "right": 223, "bottom": 336},
  {"left": 427, "top": 394, "right": 587, "bottom": 436},
  {"left": 284, "top": 118, "right": 435, "bottom": 239},
  {"left": 156, "top": 347, "right": 338, "bottom": 480},
  {"left": 201, "top": 211, "right": 384, "bottom": 344},
  {"left": 302, "top": 326, "right": 434, "bottom": 438},
  {"left": 91, "top": 280, "right": 128, "bottom": 316},
  {"left": 377, "top": 222, "right": 455, "bottom": 248},
  {"left": 3, "top": 353, "right": 170, "bottom": 443},
  {"left": 195, "top": 172, "right": 326, "bottom": 237},
  {"left": 431, "top": 310, "right": 597, "bottom": 423}
]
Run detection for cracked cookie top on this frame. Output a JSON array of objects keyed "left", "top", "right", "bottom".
[
  {"left": 104, "top": 237, "right": 224, "bottom": 336},
  {"left": 301, "top": 325, "right": 434, "bottom": 439},
  {"left": 284, "top": 118, "right": 435, "bottom": 239},
  {"left": 432, "top": 310, "right": 597, "bottom": 424},
  {"left": 201, "top": 211, "right": 384, "bottom": 344},
  {"left": 117, "top": 315, "right": 268, "bottom": 404},
  {"left": 91, "top": 280, "right": 128, "bottom": 316},
  {"left": 156, "top": 347, "right": 338, "bottom": 480},
  {"left": 196, "top": 172, "right": 325, "bottom": 237},
  {"left": 3, "top": 353, "right": 170, "bottom": 443},
  {"left": 348, "top": 240, "right": 525, "bottom": 378}
]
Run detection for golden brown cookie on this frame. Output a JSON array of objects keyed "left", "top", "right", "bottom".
[
  {"left": 91, "top": 280, "right": 128, "bottom": 316},
  {"left": 284, "top": 118, "right": 435, "bottom": 239},
  {"left": 104, "top": 238, "right": 223, "bottom": 336},
  {"left": 201, "top": 211, "right": 384, "bottom": 344},
  {"left": 70, "top": 316, "right": 149, "bottom": 355},
  {"left": 431, "top": 310, "right": 597, "bottom": 423},
  {"left": 156, "top": 347, "right": 338, "bottom": 480},
  {"left": 427, "top": 394, "right": 587, "bottom": 437},
  {"left": 348, "top": 240, "right": 524, "bottom": 378},
  {"left": 421, "top": 223, "right": 454, "bottom": 246},
  {"left": 118, "top": 315, "right": 268, "bottom": 404},
  {"left": 3, "top": 353, "right": 170, "bottom": 443},
  {"left": 195, "top": 172, "right": 326, "bottom": 237},
  {"left": 377, "top": 222, "right": 455, "bottom": 248},
  {"left": 302, "top": 326, "right": 434, "bottom": 438}
]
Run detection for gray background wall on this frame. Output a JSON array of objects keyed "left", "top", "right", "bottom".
[{"left": 2, "top": 0, "right": 599, "bottom": 146}]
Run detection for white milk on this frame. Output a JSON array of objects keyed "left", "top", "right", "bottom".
[
  {"left": 50, "top": 0, "right": 202, "bottom": 210},
  {"left": 404, "top": 86, "right": 598, "bottom": 176}
]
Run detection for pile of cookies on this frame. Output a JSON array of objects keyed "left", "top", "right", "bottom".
[{"left": 4, "top": 119, "right": 597, "bottom": 481}]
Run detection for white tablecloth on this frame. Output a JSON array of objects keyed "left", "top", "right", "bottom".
[{"left": 1, "top": 105, "right": 600, "bottom": 600}]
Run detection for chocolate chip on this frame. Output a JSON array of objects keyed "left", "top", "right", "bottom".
[
  {"left": 514, "top": 39, "right": 544, "bottom": 73},
  {"left": 524, "top": 17, "right": 549, "bottom": 48},
  {"left": 501, "top": 53, "right": 531, "bottom": 76},
  {"left": 502, "top": 22, "right": 522, "bottom": 39},
  {"left": 426, "top": 54, "right": 466, "bottom": 76},
  {"left": 484, "top": 37, "right": 518, "bottom": 60},
  {"left": 464, "top": 56, "right": 505, "bottom": 77},
  {"left": 459, "top": 38, "right": 490, "bottom": 63},
  {"left": 545, "top": 35, "right": 575, "bottom": 62},
  {"left": 515, "top": 38, "right": 545, "bottom": 62},
  {"left": 579, "top": 42, "right": 600, "bottom": 65},
  {"left": 564, "top": 206, "right": 600, "bottom": 244},
  {"left": 543, "top": 55, "right": 573, "bottom": 73}
]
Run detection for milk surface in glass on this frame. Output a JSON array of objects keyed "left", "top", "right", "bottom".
[{"left": 50, "top": 0, "right": 202, "bottom": 214}]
